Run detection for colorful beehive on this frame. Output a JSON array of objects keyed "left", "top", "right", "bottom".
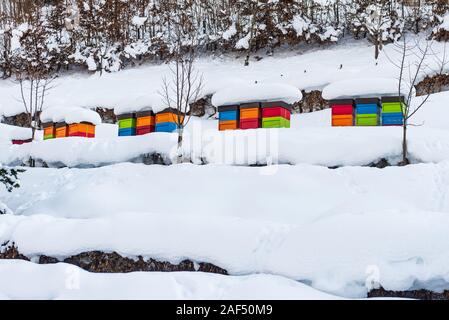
[
  {"left": 12, "top": 138, "right": 32, "bottom": 145},
  {"left": 239, "top": 103, "right": 261, "bottom": 130},
  {"left": 42, "top": 122, "right": 55, "bottom": 140},
  {"left": 117, "top": 113, "right": 136, "bottom": 136},
  {"left": 217, "top": 105, "right": 239, "bottom": 131},
  {"left": 155, "top": 108, "right": 184, "bottom": 133},
  {"left": 330, "top": 99, "right": 354, "bottom": 126},
  {"left": 355, "top": 98, "right": 381, "bottom": 126},
  {"left": 136, "top": 110, "right": 155, "bottom": 135},
  {"left": 68, "top": 122, "right": 95, "bottom": 138},
  {"left": 381, "top": 96, "right": 405, "bottom": 126},
  {"left": 54, "top": 122, "right": 69, "bottom": 138},
  {"left": 261, "top": 101, "right": 291, "bottom": 128}
]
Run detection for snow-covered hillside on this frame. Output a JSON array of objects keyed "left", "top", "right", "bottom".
[
  {"left": 1, "top": 37, "right": 448, "bottom": 117},
  {"left": 2, "top": 33, "right": 449, "bottom": 300}
]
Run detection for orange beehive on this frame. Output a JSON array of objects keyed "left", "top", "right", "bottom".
[
  {"left": 218, "top": 120, "right": 239, "bottom": 131},
  {"left": 68, "top": 122, "right": 95, "bottom": 138},
  {"left": 42, "top": 122, "right": 55, "bottom": 140},
  {"left": 240, "top": 107, "right": 260, "bottom": 120},
  {"left": 136, "top": 115, "right": 155, "bottom": 127},
  {"left": 55, "top": 122, "right": 69, "bottom": 138},
  {"left": 331, "top": 114, "right": 353, "bottom": 126},
  {"left": 155, "top": 111, "right": 184, "bottom": 124}
]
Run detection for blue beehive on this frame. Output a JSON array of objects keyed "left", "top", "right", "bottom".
[
  {"left": 155, "top": 122, "right": 178, "bottom": 132},
  {"left": 118, "top": 127, "right": 136, "bottom": 136},
  {"left": 381, "top": 96, "right": 404, "bottom": 126},
  {"left": 219, "top": 110, "right": 239, "bottom": 121},
  {"left": 382, "top": 112, "right": 404, "bottom": 125},
  {"left": 355, "top": 98, "right": 380, "bottom": 126}
]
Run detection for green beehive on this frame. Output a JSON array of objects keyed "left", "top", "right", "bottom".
[
  {"left": 118, "top": 118, "right": 136, "bottom": 129},
  {"left": 117, "top": 113, "right": 136, "bottom": 129},
  {"left": 381, "top": 102, "right": 404, "bottom": 113},
  {"left": 262, "top": 116, "right": 290, "bottom": 128},
  {"left": 355, "top": 114, "right": 379, "bottom": 126}
]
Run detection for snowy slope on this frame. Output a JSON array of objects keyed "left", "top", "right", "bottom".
[
  {"left": 0, "top": 260, "right": 342, "bottom": 300},
  {"left": 1, "top": 36, "right": 447, "bottom": 117},
  {"left": 2, "top": 161, "right": 449, "bottom": 297}
]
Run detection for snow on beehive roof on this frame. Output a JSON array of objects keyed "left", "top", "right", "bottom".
[
  {"left": 65, "top": 108, "right": 102, "bottom": 125},
  {"left": 41, "top": 107, "right": 101, "bottom": 125},
  {"left": 322, "top": 77, "right": 410, "bottom": 100},
  {"left": 114, "top": 94, "right": 163, "bottom": 115},
  {"left": 8, "top": 127, "right": 32, "bottom": 140},
  {"left": 211, "top": 83, "right": 303, "bottom": 106},
  {"left": 40, "top": 107, "right": 78, "bottom": 123}
]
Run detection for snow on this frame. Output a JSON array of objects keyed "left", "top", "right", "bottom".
[
  {"left": 8, "top": 127, "right": 32, "bottom": 140},
  {"left": 0, "top": 260, "right": 341, "bottom": 300},
  {"left": 3, "top": 33, "right": 449, "bottom": 300},
  {"left": 435, "top": 13, "right": 449, "bottom": 32},
  {"left": 222, "top": 22, "right": 237, "bottom": 40},
  {"left": 131, "top": 16, "right": 147, "bottom": 27},
  {"left": 40, "top": 106, "right": 101, "bottom": 125},
  {"left": 211, "top": 83, "right": 302, "bottom": 106},
  {"left": 235, "top": 32, "right": 251, "bottom": 50},
  {"left": 40, "top": 107, "right": 77, "bottom": 123},
  {"left": 65, "top": 108, "right": 101, "bottom": 125},
  {"left": 2, "top": 100, "right": 449, "bottom": 167},
  {"left": 113, "top": 94, "right": 161, "bottom": 115},
  {"left": 2, "top": 161, "right": 449, "bottom": 297},
  {"left": 322, "top": 77, "right": 407, "bottom": 100},
  {"left": 1, "top": 34, "right": 447, "bottom": 117}
]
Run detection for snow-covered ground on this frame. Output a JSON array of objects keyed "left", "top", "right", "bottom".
[
  {"left": 0, "top": 36, "right": 447, "bottom": 117},
  {"left": 2, "top": 36, "right": 449, "bottom": 300},
  {"left": 0, "top": 260, "right": 341, "bottom": 300},
  {"left": 1, "top": 89, "right": 449, "bottom": 167},
  {"left": 2, "top": 161, "right": 449, "bottom": 298}
]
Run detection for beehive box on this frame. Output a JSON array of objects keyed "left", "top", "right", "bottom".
[
  {"left": 42, "top": 122, "right": 55, "bottom": 140},
  {"left": 117, "top": 113, "right": 136, "bottom": 136},
  {"left": 355, "top": 98, "right": 380, "bottom": 126},
  {"left": 261, "top": 101, "right": 291, "bottom": 129},
  {"left": 240, "top": 103, "right": 261, "bottom": 130},
  {"left": 55, "top": 122, "right": 69, "bottom": 138},
  {"left": 68, "top": 122, "right": 95, "bottom": 138},
  {"left": 218, "top": 105, "right": 239, "bottom": 130},
  {"left": 12, "top": 138, "right": 32, "bottom": 145},
  {"left": 136, "top": 110, "right": 155, "bottom": 135},
  {"left": 329, "top": 99, "right": 354, "bottom": 127},
  {"left": 331, "top": 115, "right": 353, "bottom": 126},
  {"left": 381, "top": 96, "right": 404, "bottom": 126},
  {"left": 155, "top": 108, "right": 184, "bottom": 133}
]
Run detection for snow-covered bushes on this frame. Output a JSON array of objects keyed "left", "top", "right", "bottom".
[{"left": 2, "top": 0, "right": 448, "bottom": 76}]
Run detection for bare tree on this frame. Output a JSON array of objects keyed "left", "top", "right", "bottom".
[
  {"left": 385, "top": 35, "right": 434, "bottom": 165},
  {"left": 17, "top": 75, "right": 56, "bottom": 140},
  {"left": 159, "top": 23, "right": 204, "bottom": 164}
]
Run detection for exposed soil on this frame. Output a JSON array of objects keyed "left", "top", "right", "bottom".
[
  {"left": 294, "top": 90, "right": 328, "bottom": 113},
  {"left": 415, "top": 73, "right": 449, "bottom": 96},
  {"left": 1, "top": 243, "right": 449, "bottom": 299},
  {"left": 368, "top": 287, "right": 449, "bottom": 300},
  {"left": 1, "top": 243, "right": 227, "bottom": 275},
  {"left": 1, "top": 112, "right": 32, "bottom": 127},
  {"left": 95, "top": 107, "right": 116, "bottom": 124}
]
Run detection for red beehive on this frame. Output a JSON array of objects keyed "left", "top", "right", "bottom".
[
  {"left": 239, "top": 103, "right": 260, "bottom": 130},
  {"left": 12, "top": 138, "right": 32, "bottom": 145}
]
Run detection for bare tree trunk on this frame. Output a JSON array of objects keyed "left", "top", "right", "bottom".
[
  {"left": 374, "top": 36, "right": 379, "bottom": 60},
  {"left": 401, "top": 120, "right": 408, "bottom": 165},
  {"left": 177, "top": 127, "right": 184, "bottom": 163}
]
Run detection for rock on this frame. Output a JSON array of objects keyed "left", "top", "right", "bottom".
[
  {"left": 369, "top": 287, "right": 449, "bottom": 300},
  {"left": 294, "top": 90, "right": 327, "bottom": 113},
  {"left": 415, "top": 73, "right": 449, "bottom": 96},
  {"left": 1, "top": 112, "right": 32, "bottom": 127},
  {"left": 95, "top": 107, "right": 116, "bottom": 124}
]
